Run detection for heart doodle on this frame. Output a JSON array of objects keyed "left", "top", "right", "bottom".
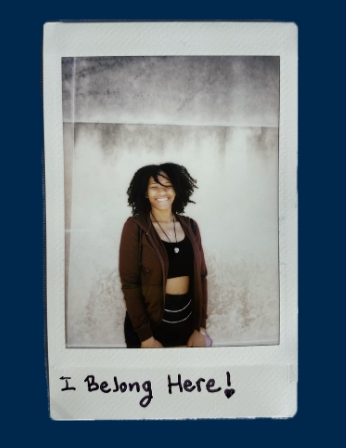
[{"left": 224, "top": 388, "right": 235, "bottom": 399}]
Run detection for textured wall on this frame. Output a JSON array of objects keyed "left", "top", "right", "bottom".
[
  {"left": 62, "top": 56, "right": 279, "bottom": 127},
  {"left": 62, "top": 56, "right": 279, "bottom": 347}
]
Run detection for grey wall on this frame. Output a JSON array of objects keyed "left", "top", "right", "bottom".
[{"left": 62, "top": 56, "right": 280, "bottom": 347}]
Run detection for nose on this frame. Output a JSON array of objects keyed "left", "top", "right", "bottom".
[{"left": 158, "top": 186, "right": 168, "bottom": 194}]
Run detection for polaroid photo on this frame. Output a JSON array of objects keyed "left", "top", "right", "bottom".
[{"left": 43, "top": 21, "right": 298, "bottom": 419}]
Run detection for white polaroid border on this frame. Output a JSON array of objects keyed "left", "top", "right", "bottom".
[{"left": 44, "top": 21, "right": 297, "bottom": 420}]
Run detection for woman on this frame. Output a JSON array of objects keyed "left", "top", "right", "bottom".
[{"left": 119, "top": 163, "right": 211, "bottom": 348}]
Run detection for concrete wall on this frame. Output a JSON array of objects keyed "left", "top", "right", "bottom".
[{"left": 62, "top": 56, "right": 280, "bottom": 347}]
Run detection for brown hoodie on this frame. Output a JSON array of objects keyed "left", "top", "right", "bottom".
[{"left": 119, "top": 212, "right": 208, "bottom": 342}]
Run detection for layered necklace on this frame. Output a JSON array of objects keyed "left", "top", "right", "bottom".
[{"left": 150, "top": 212, "right": 180, "bottom": 253}]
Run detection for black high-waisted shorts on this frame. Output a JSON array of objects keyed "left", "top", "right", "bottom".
[{"left": 124, "top": 293, "right": 194, "bottom": 348}]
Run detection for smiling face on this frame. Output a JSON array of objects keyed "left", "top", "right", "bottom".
[{"left": 147, "top": 172, "right": 176, "bottom": 213}]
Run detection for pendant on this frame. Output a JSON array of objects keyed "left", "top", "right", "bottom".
[{"left": 174, "top": 247, "right": 179, "bottom": 253}]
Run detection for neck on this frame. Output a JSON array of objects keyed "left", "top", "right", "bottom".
[{"left": 150, "top": 208, "right": 174, "bottom": 223}]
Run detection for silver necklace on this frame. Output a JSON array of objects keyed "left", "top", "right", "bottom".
[{"left": 150, "top": 212, "right": 180, "bottom": 253}]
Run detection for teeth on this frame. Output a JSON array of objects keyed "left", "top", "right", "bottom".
[{"left": 157, "top": 198, "right": 168, "bottom": 202}]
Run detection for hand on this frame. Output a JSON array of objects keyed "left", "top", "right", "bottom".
[
  {"left": 187, "top": 329, "right": 207, "bottom": 347},
  {"left": 141, "top": 336, "right": 163, "bottom": 348}
]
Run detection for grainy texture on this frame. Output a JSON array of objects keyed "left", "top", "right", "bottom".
[
  {"left": 62, "top": 56, "right": 279, "bottom": 127},
  {"left": 62, "top": 57, "right": 279, "bottom": 347}
]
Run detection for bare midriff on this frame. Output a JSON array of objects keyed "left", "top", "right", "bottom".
[{"left": 166, "top": 276, "right": 190, "bottom": 295}]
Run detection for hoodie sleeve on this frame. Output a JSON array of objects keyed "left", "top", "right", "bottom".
[
  {"left": 191, "top": 219, "right": 208, "bottom": 328},
  {"left": 119, "top": 218, "right": 153, "bottom": 342}
]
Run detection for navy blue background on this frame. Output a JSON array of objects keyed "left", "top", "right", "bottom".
[{"left": 3, "top": 2, "right": 343, "bottom": 446}]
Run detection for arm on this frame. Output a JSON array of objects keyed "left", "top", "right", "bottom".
[
  {"left": 186, "top": 219, "right": 209, "bottom": 347},
  {"left": 119, "top": 219, "right": 154, "bottom": 342},
  {"left": 192, "top": 219, "right": 208, "bottom": 328}
]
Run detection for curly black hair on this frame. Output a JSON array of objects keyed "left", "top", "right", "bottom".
[{"left": 127, "top": 163, "right": 198, "bottom": 215}]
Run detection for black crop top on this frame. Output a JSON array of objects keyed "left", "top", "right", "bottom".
[{"left": 162, "top": 237, "right": 194, "bottom": 279}]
